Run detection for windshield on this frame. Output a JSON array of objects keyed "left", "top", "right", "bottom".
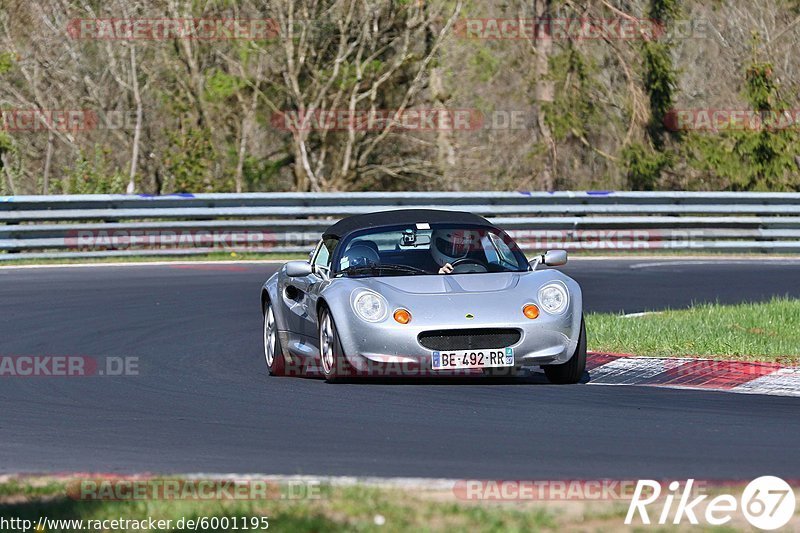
[{"left": 333, "top": 223, "right": 528, "bottom": 277}]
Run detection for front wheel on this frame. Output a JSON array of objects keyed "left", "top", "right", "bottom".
[
  {"left": 544, "top": 317, "right": 587, "bottom": 385},
  {"left": 263, "top": 302, "right": 285, "bottom": 376},
  {"left": 318, "top": 307, "right": 351, "bottom": 382}
]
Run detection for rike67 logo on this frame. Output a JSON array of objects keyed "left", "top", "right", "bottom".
[{"left": 626, "top": 477, "right": 796, "bottom": 530}]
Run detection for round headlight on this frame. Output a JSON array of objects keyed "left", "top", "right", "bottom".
[
  {"left": 353, "top": 291, "right": 388, "bottom": 322},
  {"left": 538, "top": 283, "right": 568, "bottom": 314}
]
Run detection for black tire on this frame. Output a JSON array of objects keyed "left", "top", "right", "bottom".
[
  {"left": 263, "top": 301, "right": 286, "bottom": 376},
  {"left": 544, "top": 317, "right": 587, "bottom": 385},
  {"left": 318, "top": 307, "right": 351, "bottom": 382}
]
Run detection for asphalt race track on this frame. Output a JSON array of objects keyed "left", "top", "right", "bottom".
[{"left": 1, "top": 259, "right": 799, "bottom": 479}]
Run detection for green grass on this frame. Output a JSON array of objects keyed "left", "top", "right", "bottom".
[
  {"left": 587, "top": 297, "right": 800, "bottom": 364},
  {"left": 0, "top": 478, "right": 561, "bottom": 533}
]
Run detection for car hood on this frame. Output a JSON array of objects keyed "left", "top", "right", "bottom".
[
  {"left": 368, "top": 272, "right": 521, "bottom": 295},
  {"left": 322, "top": 269, "right": 582, "bottom": 328}
]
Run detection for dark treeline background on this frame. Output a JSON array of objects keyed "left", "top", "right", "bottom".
[{"left": 1, "top": 0, "right": 800, "bottom": 195}]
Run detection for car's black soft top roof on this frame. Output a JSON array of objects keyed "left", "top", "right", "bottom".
[{"left": 323, "top": 209, "right": 494, "bottom": 240}]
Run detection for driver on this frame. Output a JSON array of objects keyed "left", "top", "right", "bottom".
[
  {"left": 430, "top": 229, "right": 474, "bottom": 274},
  {"left": 341, "top": 243, "right": 380, "bottom": 270}
]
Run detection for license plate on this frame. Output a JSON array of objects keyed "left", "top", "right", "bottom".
[{"left": 431, "top": 348, "right": 514, "bottom": 370}]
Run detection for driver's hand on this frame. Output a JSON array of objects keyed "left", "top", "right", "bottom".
[{"left": 438, "top": 263, "right": 454, "bottom": 274}]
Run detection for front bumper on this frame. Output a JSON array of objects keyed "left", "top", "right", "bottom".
[{"left": 336, "top": 312, "right": 579, "bottom": 376}]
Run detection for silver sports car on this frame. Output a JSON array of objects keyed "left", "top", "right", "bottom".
[{"left": 260, "top": 209, "right": 586, "bottom": 384}]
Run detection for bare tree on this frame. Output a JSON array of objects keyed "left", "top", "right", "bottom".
[{"left": 258, "top": 0, "right": 463, "bottom": 191}]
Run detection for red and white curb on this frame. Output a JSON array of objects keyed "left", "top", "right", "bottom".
[{"left": 587, "top": 353, "right": 800, "bottom": 397}]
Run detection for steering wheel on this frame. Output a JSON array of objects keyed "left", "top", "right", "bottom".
[{"left": 449, "top": 258, "right": 488, "bottom": 273}]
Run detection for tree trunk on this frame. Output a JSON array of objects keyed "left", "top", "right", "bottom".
[
  {"left": 128, "top": 46, "right": 142, "bottom": 195},
  {"left": 42, "top": 130, "right": 54, "bottom": 194},
  {"left": 430, "top": 67, "right": 456, "bottom": 188},
  {"left": 532, "top": 0, "right": 556, "bottom": 191},
  {"left": 1, "top": 152, "right": 17, "bottom": 195}
]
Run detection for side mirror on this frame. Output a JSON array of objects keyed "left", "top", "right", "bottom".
[
  {"left": 285, "top": 261, "right": 313, "bottom": 277},
  {"left": 543, "top": 249, "right": 568, "bottom": 267}
]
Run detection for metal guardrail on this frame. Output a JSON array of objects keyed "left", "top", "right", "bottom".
[{"left": 1, "top": 192, "right": 800, "bottom": 260}]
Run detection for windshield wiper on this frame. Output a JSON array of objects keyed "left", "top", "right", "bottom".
[{"left": 341, "top": 263, "right": 430, "bottom": 277}]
